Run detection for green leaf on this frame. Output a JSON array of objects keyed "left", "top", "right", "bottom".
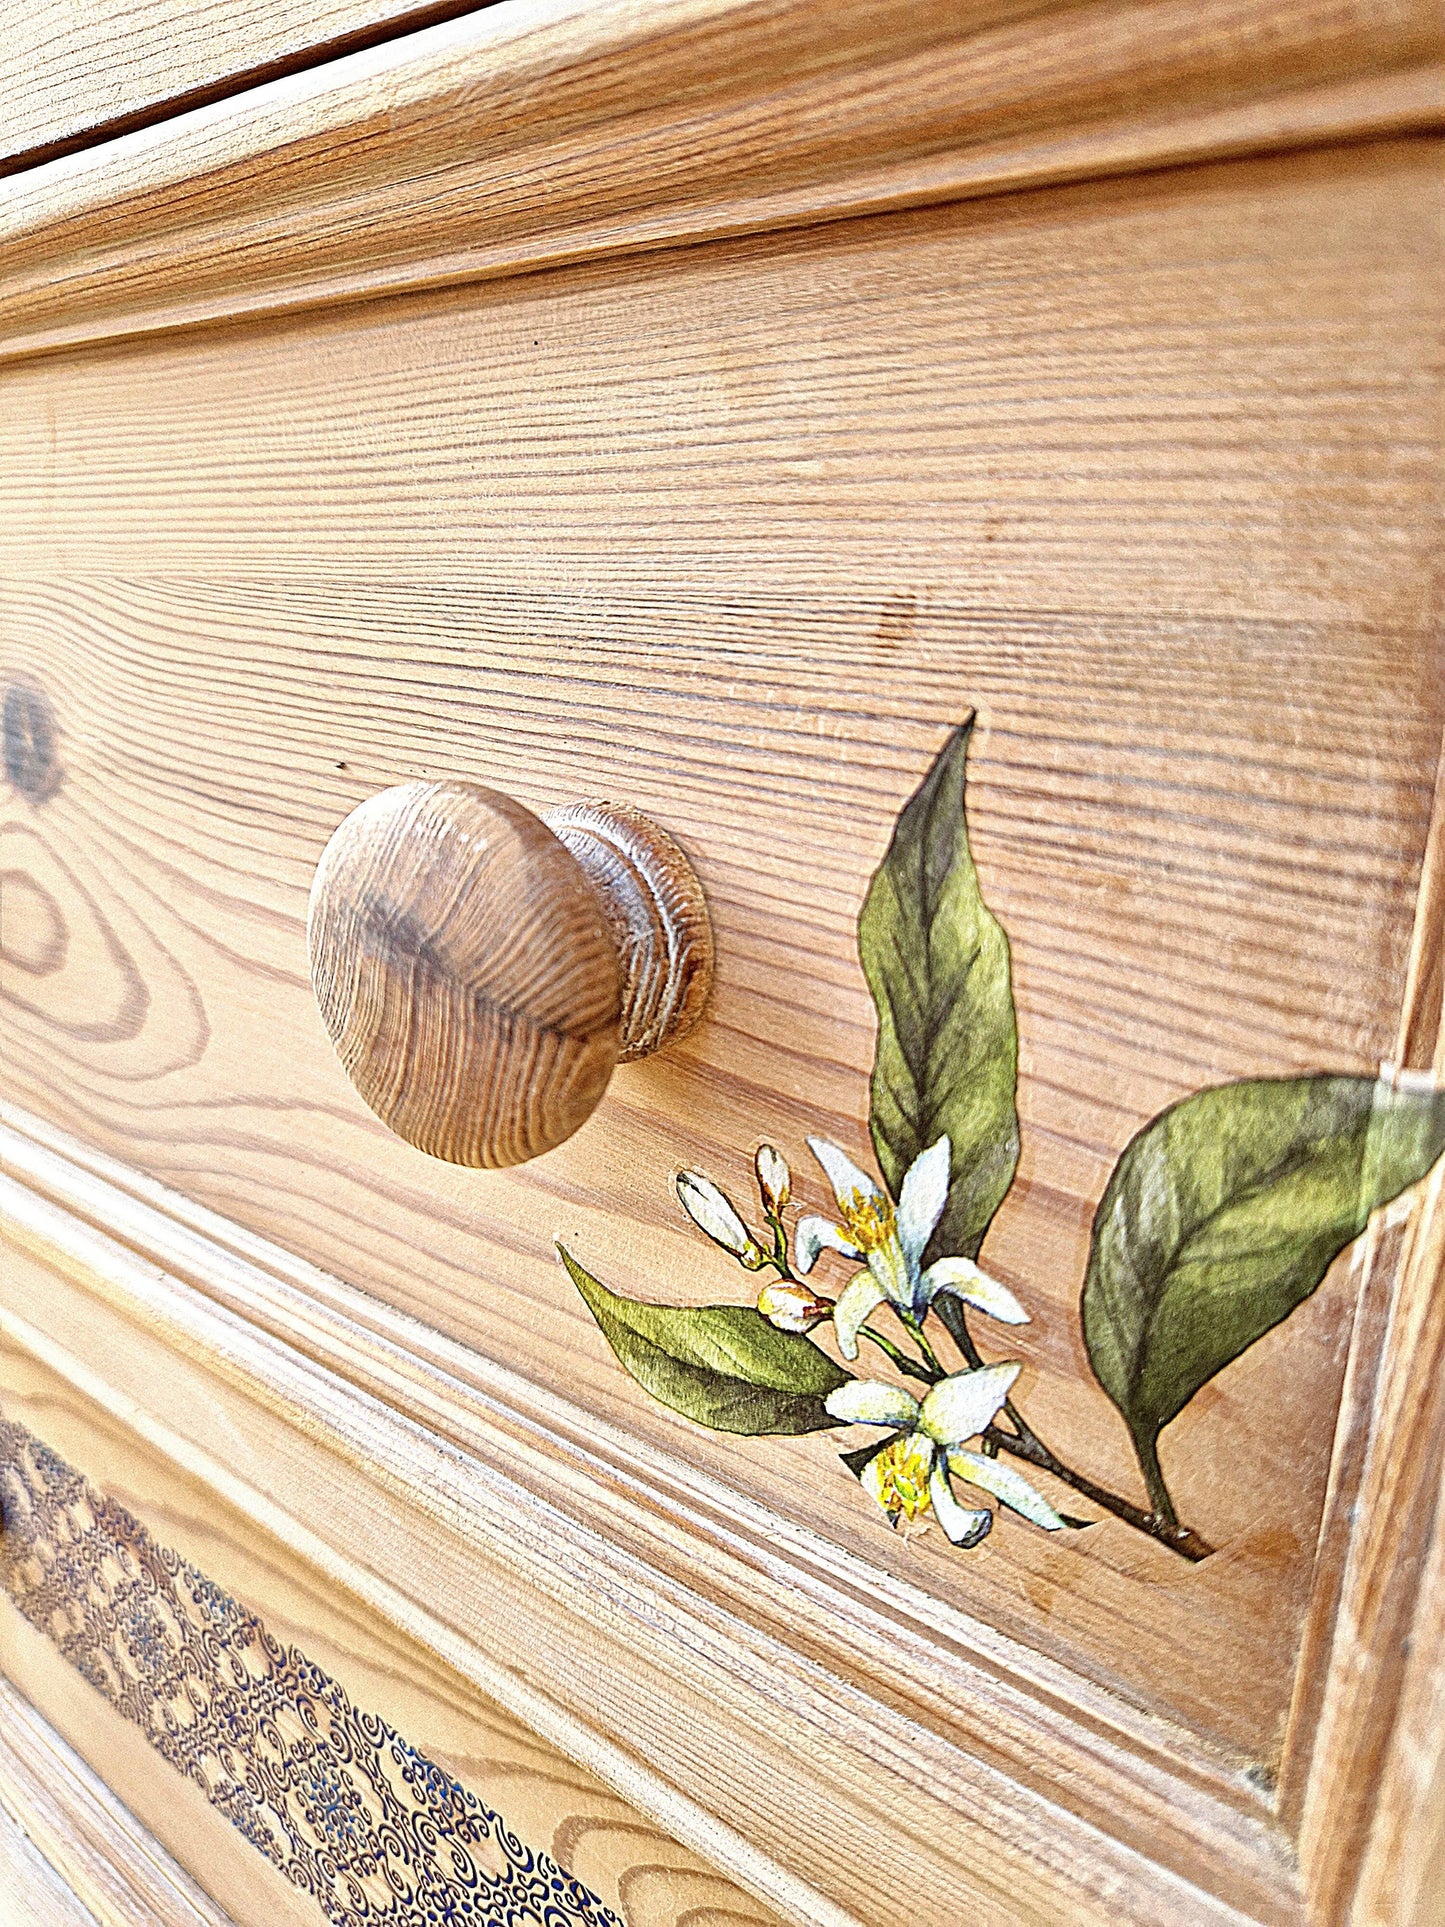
[
  {"left": 840, "top": 1434, "right": 893, "bottom": 1479},
  {"left": 559, "top": 1245, "right": 851, "bottom": 1435},
  {"left": 1082, "top": 1075, "right": 1445, "bottom": 1516},
  {"left": 860, "top": 714, "right": 1019, "bottom": 1263}
]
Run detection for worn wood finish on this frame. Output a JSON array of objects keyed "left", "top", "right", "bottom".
[
  {"left": 0, "top": 1233, "right": 786, "bottom": 1927},
  {"left": 0, "top": 1674, "right": 237, "bottom": 1927},
  {"left": 0, "top": 0, "right": 490, "bottom": 175},
  {"left": 2, "top": 2, "right": 1443, "bottom": 1916},
  {"left": 0, "top": 1105, "right": 1295, "bottom": 1925},
  {"left": 0, "top": 0, "right": 1440, "bottom": 363},
  {"left": 0, "top": 1596, "right": 348, "bottom": 1927},
  {"left": 1, "top": 139, "right": 1440, "bottom": 1788}
]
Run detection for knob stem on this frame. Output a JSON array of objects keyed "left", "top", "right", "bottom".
[{"left": 547, "top": 802, "right": 712, "bottom": 1062}]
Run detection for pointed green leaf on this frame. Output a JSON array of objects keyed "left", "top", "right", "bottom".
[
  {"left": 860, "top": 715, "right": 1019, "bottom": 1262},
  {"left": 559, "top": 1245, "right": 850, "bottom": 1435},
  {"left": 1082, "top": 1075, "right": 1445, "bottom": 1513}
]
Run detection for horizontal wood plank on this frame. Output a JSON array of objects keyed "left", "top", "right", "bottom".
[
  {"left": 0, "top": 1800, "right": 104, "bottom": 1927},
  {"left": 0, "top": 0, "right": 1440, "bottom": 361},
  {"left": 0, "top": 0, "right": 491, "bottom": 176}
]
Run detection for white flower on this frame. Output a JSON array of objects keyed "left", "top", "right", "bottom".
[
  {"left": 795, "top": 1136, "right": 1028, "bottom": 1358},
  {"left": 826, "top": 1364, "right": 1066, "bottom": 1544},
  {"left": 756, "top": 1280, "right": 832, "bottom": 1332},
  {"left": 754, "top": 1144, "right": 791, "bottom": 1216},
  {"left": 674, "top": 1170, "right": 762, "bottom": 1265}
]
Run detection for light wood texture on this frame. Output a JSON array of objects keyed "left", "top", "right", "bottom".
[
  {"left": 310, "top": 779, "right": 624, "bottom": 1165},
  {"left": 1, "top": 2, "right": 1442, "bottom": 1913},
  {"left": 0, "top": 1675, "right": 237, "bottom": 1927},
  {"left": 1288, "top": 758, "right": 1445, "bottom": 1923},
  {"left": 0, "top": 0, "right": 486, "bottom": 174},
  {"left": 0, "top": 1106, "right": 1294, "bottom": 1925},
  {"left": 0, "top": 1799, "right": 101, "bottom": 1927},
  {"left": 0, "top": 0, "right": 1439, "bottom": 363},
  {"left": 0, "top": 1369, "right": 767, "bottom": 1927},
  {"left": 1, "top": 138, "right": 1440, "bottom": 1788}
]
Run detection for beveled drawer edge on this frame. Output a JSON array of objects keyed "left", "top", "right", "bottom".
[
  {"left": 0, "top": 1102, "right": 1300, "bottom": 1926},
  {"left": 0, "top": 1670, "right": 236, "bottom": 1926},
  {"left": 0, "top": 0, "right": 1439, "bottom": 365}
]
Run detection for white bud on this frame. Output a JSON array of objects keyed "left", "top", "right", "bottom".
[
  {"left": 754, "top": 1144, "right": 791, "bottom": 1216},
  {"left": 674, "top": 1170, "right": 760, "bottom": 1262},
  {"left": 756, "top": 1281, "right": 833, "bottom": 1332}
]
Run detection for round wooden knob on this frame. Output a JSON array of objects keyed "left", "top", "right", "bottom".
[{"left": 308, "top": 781, "right": 712, "bottom": 1168}]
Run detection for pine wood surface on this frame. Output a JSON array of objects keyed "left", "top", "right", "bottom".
[
  {"left": 0, "top": 1673, "right": 238, "bottom": 1926},
  {"left": 0, "top": 0, "right": 1440, "bottom": 363},
  {"left": 0, "top": 1110, "right": 1295, "bottom": 1925},
  {"left": 0, "top": 1601, "right": 338, "bottom": 1927},
  {"left": 308, "top": 780, "right": 627, "bottom": 1166},
  {"left": 0, "top": 1798, "right": 105, "bottom": 1927},
  {"left": 0, "top": 0, "right": 489, "bottom": 175},
  {"left": 2, "top": 137, "right": 1441, "bottom": 1793},
  {"left": 0, "top": 1320, "right": 782, "bottom": 1927}
]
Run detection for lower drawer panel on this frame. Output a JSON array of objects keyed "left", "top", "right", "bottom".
[{"left": 0, "top": 1278, "right": 778, "bottom": 1927}]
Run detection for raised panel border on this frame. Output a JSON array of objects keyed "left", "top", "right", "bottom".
[{"left": 0, "top": 0, "right": 1441, "bottom": 363}]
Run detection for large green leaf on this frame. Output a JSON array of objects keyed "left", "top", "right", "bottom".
[
  {"left": 559, "top": 1245, "right": 850, "bottom": 1434},
  {"left": 1082, "top": 1075, "right": 1445, "bottom": 1516},
  {"left": 860, "top": 715, "right": 1019, "bottom": 1263}
]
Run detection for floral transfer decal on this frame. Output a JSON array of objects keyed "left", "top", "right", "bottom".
[{"left": 560, "top": 716, "right": 1445, "bottom": 1561}]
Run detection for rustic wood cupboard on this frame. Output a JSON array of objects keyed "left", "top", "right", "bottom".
[{"left": 1, "top": 2, "right": 1443, "bottom": 1921}]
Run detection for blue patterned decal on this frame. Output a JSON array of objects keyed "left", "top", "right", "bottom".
[{"left": 0, "top": 1420, "right": 621, "bottom": 1927}]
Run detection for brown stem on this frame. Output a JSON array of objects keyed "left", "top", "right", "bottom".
[
  {"left": 934, "top": 1295, "right": 1213, "bottom": 1561},
  {"left": 984, "top": 1423, "right": 1214, "bottom": 1562}
]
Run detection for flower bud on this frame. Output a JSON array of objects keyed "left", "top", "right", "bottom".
[
  {"left": 756, "top": 1280, "right": 833, "bottom": 1332},
  {"left": 674, "top": 1170, "right": 761, "bottom": 1264},
  {"left": 754, "top": 1143, "right": 791, "bottom": 1216}
]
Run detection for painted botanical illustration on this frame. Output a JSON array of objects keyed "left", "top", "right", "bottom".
[{"left": 559, "top": 717, "right": 1445, "bottom": 1562}]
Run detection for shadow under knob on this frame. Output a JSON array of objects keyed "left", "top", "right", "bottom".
[{"left": 308, "top": 780, "right": 712, "bottom": 1168}]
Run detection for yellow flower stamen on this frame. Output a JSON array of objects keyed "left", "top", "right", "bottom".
[
  {"left": 837, "top": 1189, "right": 897, "bottom": 1254},
  {"left": 862, "top": 1433, "right": 934, "bottom": 1530}
]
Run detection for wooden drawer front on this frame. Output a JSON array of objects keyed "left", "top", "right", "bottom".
[{"left": 2, "top": 5, "right": 1443, "bottom": 1920}]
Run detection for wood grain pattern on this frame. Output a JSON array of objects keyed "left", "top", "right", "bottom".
[
  {"left": 1289, "top": 807, "right": 1445, "bottom": 1920},
  {"left": 0, "top": 1108, "right": 1294, "bottom": 1925},
  {"left": 0, "top": 0, "right": 491, "bottom": 176},
  {"left": 546, "top": 801, "right": 714, "bottom": 1063},
  {"left": 0, "top": 0, "right": 1440, "bottom": 362},
  {"left": 308, "top": 781, "right": 714, "bottom": 1164},
  {"left": 1, "top": 141, "right": 1440, "bottom": 1788},
  {"left": 0, "top": 1318, "right": 780, "bottom": 1927},
  {"left": 0, "top": 1798, "right": 103, "bottom": 1927},
  {"left": 309, "top": 780, "right": 625, "bottom": 1165},
  {"left": 0, "top": 1675, "right": 237, "bottom": 1927}
]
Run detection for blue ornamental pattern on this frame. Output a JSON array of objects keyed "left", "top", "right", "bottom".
[{"left": 0, "top": 1419, "right": 621, "bottom": 1927}]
